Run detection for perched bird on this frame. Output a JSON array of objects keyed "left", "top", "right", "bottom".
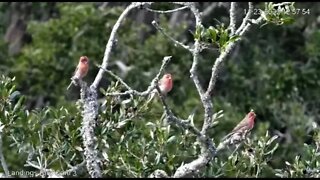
[
  {"left": 217, "top": 110, "right": 256, "bottom": 151},
  {"left": 67, "top": 56, "right": 89, "bottom": 90},
  {"left": 144, "top": 73, "right": 173, "bottom": 105},
  {"left": 157, "top": 73, "right": 173, "bottom": 96}
]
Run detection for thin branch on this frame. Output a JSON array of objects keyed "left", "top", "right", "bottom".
[
  {"left": 202, "top": 2, "right": 218, "bottom": 19},
  {"left": 25, "top": 160, "right": 86, "bottom": 178},
  {"left": 205, "top": 40, "right": 237, "bottom": 97},
  {"left": 189, "top": 41, "right": 205, "bottom": 97},
  {"left": 206, "top": 3, "right": 258, "bottom": 97},
  {"left": 104, "top": 56, "right": 172, "bottom": 97},
  {"left": 26, "top": 161, "right": 63, "bottom": 178},
  {"left": 152, "top": 20, "right": 190, "bottom": 50},
  {"left": 62, "top": 161, "right": 86, "bottom": 177},
  {"left": 235, "top": 2, "right": 253, "bottom": 35},
  {"left": 0, "top": 131, "right": 9, "bottom": 177},
  {"left": 239, "top": 16, "right": 264, "bottom": 36},
  {"left": 145, "top": 6, "right": 188, "bottom": 14},
  {"left": 97, "top": 65, "right": 133, "bottom": 91},
  {"left": 228, "top": 2, "right": 237, "bottom": 35},
  {"left": 91, "top": 2, "right": 153, "bottom": 90},
  {"left": 273, "top": 2, "right": 293, "bottom": 6}
]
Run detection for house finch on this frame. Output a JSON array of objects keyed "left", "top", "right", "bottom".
[
  {"left": 217, "top": 110, "right": 256, "bottom": 151},
  {"left": 146, "top": 73, "right": 173, "bottom": 104},
  {"left": 66, "top": 56, "right": 89, "bottom": 90}
]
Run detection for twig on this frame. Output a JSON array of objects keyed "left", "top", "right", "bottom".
[
  {"left": 205, "top": 40, "right": 238, "bottom": 97},
  {"left": 152, "top": 20, "right": 190, "bottom": 50},
  {"left": 145, "top": 6, "right": 188, "bottom": 14},
  {"left": 26, "top": 160, "right": 85, "bottom": 178},
  {"left": 97, "top": 65, "right": 133, "bottom": 91},
  {"left": 273, "top": 2, "right": 293, "bottom": 7},
  {"left": 228, "top": 2, "right": 237, "bottom": 35},
  {"left": 91, "top": 2, "right": 153, "bottom": 90},
  {"left": 239, "top": 16, "right": 264, "bottom": 36},
  {"left": 62, "top": 160, "right": 86, "bottom": 176},
  {"left": 202, "top": 2, "right": 218, "bottom": 19},
  {"left": 235, "top": 2, "right": 253, "bottom": 35},
  {"left": 0, "top": 130, "right": 9, "bottom": 177},
  {"left": 104, "top": 56, "right": 172, "bottom": 97}
]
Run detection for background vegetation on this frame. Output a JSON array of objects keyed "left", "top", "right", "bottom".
[{"left": 0, "top": 2, "right": 319, "bottom": 177}]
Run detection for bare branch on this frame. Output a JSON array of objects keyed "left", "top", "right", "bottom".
[
  {"left": 235, "top": 2, "right": 253, "bottom": 35},
  {"left": 273, "top": 2, "right": 293, "bottom": 6},
  {"left": 104, "top": 56, "right": 172, "bottom": 97},
  {"left": 205, "top": 41, "right": 237, "bottom": 97},
  {"left": 62, "top": 161, "right": 86, "bottom": 177},
  {"left": 239, "top": 16, "right": 264, "bottom": 36},
  {"left": 202, "top": 2, "right": 218, "bottom": 18},
  {"left": 97, "top": 65, "right": 133, "bottom": 91},
  {"left": 152, "top": 20, "right": 190, "bottom": 50},
  {"left": 189, "top": 41, "right": 205, "bottom": 96},
  {"left": 228, "top": 2, "right": 237, "bottom": 35},
  {"left": 145, "top": 6, "right": 188, "bottom": 14},
  {"left": 91, "top": 2, "right": 153, "bottom": 90}
]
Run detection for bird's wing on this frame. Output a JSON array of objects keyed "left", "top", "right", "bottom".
[
  {"left": 230, "top": 120, "right": 248, "bottom": 134},
  {"left": 221, "top": 120, "right": 248, "bottom": 141}
]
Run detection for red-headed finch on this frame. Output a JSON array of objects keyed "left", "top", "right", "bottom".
[
  {"left": 146, "top": 73, "right": 173, "bottom": 103},
  {"left": 67, "top": 56, "right": 89, "bottom": 90},
  {"left": 157, "top": 73, "right": 173, "bottom": 95},
  {"left": 217, "top": 110, "right": 256, "bottom": 151}
]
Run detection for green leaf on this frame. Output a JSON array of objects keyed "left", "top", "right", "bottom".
[
  {"left": 13, "top": 97, "right": 24, "bottom": 113},
  {"left": 219, "top": 29, "right": 228, "bottom": 48},
  {"left": 166, "top": 135, "right": 176, "bottom": 144},
  {"left": 207, "top": 26, "right": 217, "bottom": 42}
]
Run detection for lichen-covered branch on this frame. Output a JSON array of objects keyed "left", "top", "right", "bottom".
[{"left": 79, "top": 82, "right": 102, "bottom": 178}]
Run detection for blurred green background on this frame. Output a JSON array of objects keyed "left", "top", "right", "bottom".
[{"left": 0, "top": 2, "right": 319, "bottom": 177}]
